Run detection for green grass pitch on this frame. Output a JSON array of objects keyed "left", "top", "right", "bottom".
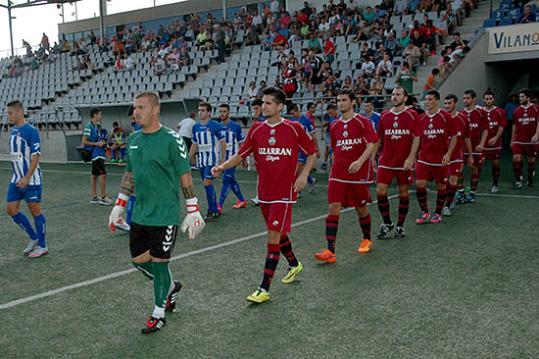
[{"left": 0, "top": 154, "right": 537, "bottom": 358}]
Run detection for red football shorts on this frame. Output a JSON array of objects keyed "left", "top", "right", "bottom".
[
  {"left": 484, "top": 149, "right": 502, "bottom": 161},
  {"left": 376, "top": 167, "right": 413, "bottom": 186},
  {"left": 328, "top": 180, "right": 371, "bottom": 208},
  {"left": 512, "top": 143, "right": 537, "bottom": 157},
  {"left": 447, "top": 161, "right": 464, "bottom": 177},
  {"left": 415, "top": 162, "right": 448, "bottom": 184},
  {"left": 259, "top": 202, "right": 293, "bottom": 234},
  {"left": 464, "top": 152, "right": 485, "bottom": 166}
]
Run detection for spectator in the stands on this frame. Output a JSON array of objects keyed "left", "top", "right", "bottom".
[
  {"left": 423, "top": 68, "right": 440, "bottom": 93},
  {"left": 384, "top": 31, "right": 398, "bottom": 56},
  {"left": 360, "top": 55, "right": 376, "bottom": 78},
  {"left": 395, "top": 62, "right": 417, "bottom": 95},
  {"left": 403, "top": 42, "right": 422, "bottom": 70},
  {"left": 369, "top": 73, "right": 384, "bottom": 97},
  {"left": 450, "top": 32, "right": 467, "bottom": 49},
  {"left": 256, "top": 80, "right": 267, "bottom": 98},
  {"left": 341, "top": 75, "right": 353, "bottom": 90},
  {"left": 519, "top": 5, "right": 536, "bottom": 23},
  {"left": 123, "top": 54, "right": 135, "bottom": 71},
  {"left": 245, "top": 28, "right": 261, "bottom": 46},
  {"left": 152, "top": 55, "right": 167, "bottom": 76},
  {"left": 41, "top": 32, "right": 50, "bottom": 53},
  {"left": 323, "top": 36, "right": 335, "bottom": 63},
  {"left": 376, "top": 52, "right": 393, "bottom": 77},
  {"left": 354, "top": 74, "right": 370, "bottom": 95}
]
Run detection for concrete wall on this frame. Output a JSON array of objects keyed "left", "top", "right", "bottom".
[{"left": 0, "top": 130, "right": 81, "bottom": 164}]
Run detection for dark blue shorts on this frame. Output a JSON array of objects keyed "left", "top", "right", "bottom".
[
  {"left": 199, "top": 165, "right": 215, "bottom": 180},
  {"left": 7, "top": 182, "right": 42, "bottom": 203}
]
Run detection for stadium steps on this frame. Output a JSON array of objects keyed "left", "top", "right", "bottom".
[{"left": 413, "top": 0, "right": 502, "bottom": 94}]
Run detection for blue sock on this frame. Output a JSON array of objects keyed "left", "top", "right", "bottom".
[
  {"left": 230, "top": 177, "right": 245, "bottom": 202},
  {"left": 11, "top": 212, "right": 38, "bottom": 241},
  {"left": 126, "top": 195, "right": 136, "bottom": 225},
  {"left": 204, "top": 185, "right": 218, "bottom": 212},
  {"left": 34, "top": 214, "right": 47, "bottom": 248},
  {"left": 219, "top": 178, "right": 232, "bottom": 207},
  {"left": 307, "top": 176, "right": 314, "bottom": 185}
]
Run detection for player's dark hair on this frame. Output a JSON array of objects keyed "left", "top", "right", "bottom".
[
  {"left": 337, "top": 88, "right": 356, "bottom": 101},
  {"left": 90, "top": 108, "right": 101, "bottom": 118},
  {"left": 198, "top": 101, "right": 212, "bottom": 112},
  {"left": 483, "top": 88, "right": 495, "bottom": 98},
  {"left": 393, "top": 86, "right": 409, "bottom": 97},
  {"left": 112, "top": 121, "right": 119, "bottom": 127},
  {"left": 6, "top": 100, "right": 23, "bottom": 110},
  {"left": 218, "top": 103, "right": 230, "bottom": 110},
  {"left": 326, "top": 103, "right": 337, "bottom": 111},
  {"left": 251, "top": 98, "right": 263, "bottom": 107},
  {"left": 364, "top": 98, "right": 374, "bottom": 104},
  {"left": 445, "top": 94, "right": 458, "bottom": 102},
  {"left": 307, "top": 102, "right": 316, "bottom": 109},
  {"left": 262, "top": 87, "right": 286, "bottom": 104},
  {"left": 287, "top": 103, "right": 300, "bottom": 113},
  {"left": 463, "top": 89, "right": 476, "bottom": 98},
  {"left": 424, "top": 90, "right": 440, "bottom": 100},
  {"left": 127, "top": 104, "right": 134, "bottom": 117},
  {"left": 519, "top": 88, "right": 532, "bottom": 98}
]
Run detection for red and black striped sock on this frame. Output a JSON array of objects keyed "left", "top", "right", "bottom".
[
  {"left": 492, "top": 164, "right": 501, "bottom": 186},
  {"left": 513, "top": 160, "right": 523, "bottom": 181},
  {"left": 279, "top": 235, "right": 299, "bottom": 267},
  {"left": 359, "top": 213, "right": 371, "bottom": 240},
  {"left": 435, "top": 189, "right": 447, "bottom": 215},
  {"left": 416, "top": 187, "right": 428, "bottom": 212},
  {"left": 397, "top": 195, "right": 409, "bottom": 227},
  {"left": 446, "top": 184, "right": 457, "bottom": 207},
  {"left": 471, "top": 168, "right": 481, "bottom": 191},
  {"left": 527, "top": 161, "right": 535, "bottom": 183},
  {"left": 325, "top": 215, "right": 339, "bottom": 253},
  {"left": 376, "top": 194, "right": 392, "bottom": 224},
  {"left": 260, "top": 243, "right": 280, "bottom": 291}
]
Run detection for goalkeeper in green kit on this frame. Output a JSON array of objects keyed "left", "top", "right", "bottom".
[{"left": 108, "top": 92, "right": 205, "bottom": 334}]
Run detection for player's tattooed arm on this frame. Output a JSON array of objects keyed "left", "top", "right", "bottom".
[
  {"left": 180, "top": 173, "right": 196, "bottom": 199},
  {"left": 120, "top": 171, "right": 134, "bottom": 197}
]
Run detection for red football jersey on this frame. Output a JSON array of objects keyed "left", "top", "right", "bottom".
[
  {"left": 238, "top": 119, "right": 316, "bottom": 203},
  {"left": 512, "top": 104, "right": 538, "bottom": 144},
  {"left": 449, "top": 112, "right": 469, "bottom": 162},
  {"left": 460, "top": 106, "right": 488, "bottom": 147},
  {"left": 483, "top": 106, "right": 507, "bottom": 150},
  {"left": 377, "top": 108, "right": 418, "bottom": 169},
  {"left": 330, "top": 114, "right": 378, "bottom": 183},
  {"left": 415, "top": 109, "right": 457, "bottom": 165}
]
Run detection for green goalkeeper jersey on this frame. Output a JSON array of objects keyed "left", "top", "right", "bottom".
[{"left": 126, "top": 126, "right": 190, "bottom": 226}]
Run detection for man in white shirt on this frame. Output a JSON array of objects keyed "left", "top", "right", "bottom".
[
  {"left": 361, "top": 56, "right": 376, "bottom": 78},
  {"left": 177, "top": 112, "right": 196, "bottom": 151}
]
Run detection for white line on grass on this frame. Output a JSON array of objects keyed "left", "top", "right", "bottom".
[{"left": 0, "top": 194, "right": 402, "bottom": 311}]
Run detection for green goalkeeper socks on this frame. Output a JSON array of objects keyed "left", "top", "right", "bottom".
[
  {"left": 133, "top": 261, "right": 154, "bottom": 280},
  {"left": 152, "top": 262, "right": 172, "bottom": 310}
]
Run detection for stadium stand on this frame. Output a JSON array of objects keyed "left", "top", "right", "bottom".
[{"left": 0, "top": 0, "right": 505, "bottom": 125}]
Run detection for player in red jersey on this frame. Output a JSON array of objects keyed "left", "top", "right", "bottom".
[
  {"left": 511, "top": 88, "right": 539, "bottom": 188},
  {"left": 373, "top": 87, "right": 419, "bottom": 239},
  {"left": 442, "top": 94, "right": 473, "bottom": 216},
  {"left": 414, "top": 90, "right": 458, "bottom": 224},
  {"left": 459, "top": 89, "right": 488, "bottom": 203},
  {"left": 482, "top": 90, "right": 507, "bottom": 193},
  {"left": 314, "top": 89, "right": 378, "bottom": 263},
  {"left": 212, "top": 87, "right": 316, "bottom": 304}
]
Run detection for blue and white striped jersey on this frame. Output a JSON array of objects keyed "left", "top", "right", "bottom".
[
  {"left": 290, "top": 113, "right": 315, "bottom": 135},
  {"left": 220, "top": 120, "right": 245, "bottom": 160},
  {"left": 9, "top": 123, "right": 42, "bottom": 185},
  {"left": 192, "top": 120, "right": 224, "bottom": 167}
]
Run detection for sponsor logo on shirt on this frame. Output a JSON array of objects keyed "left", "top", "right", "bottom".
[
  {"left": 335, "top": 138, "right": 363, "bottom": 151},
  {"left": 385, "top": 128, "right": 410, "bottom": 140},
  {"left": 424, "top": 128, "right": 445, "bottom": 139},
  {"left": 517, "top": 117, "right": 535, "bottom": 125},
  {"left": 259, "top": 147, "right": 292, "bottom": 156}
]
